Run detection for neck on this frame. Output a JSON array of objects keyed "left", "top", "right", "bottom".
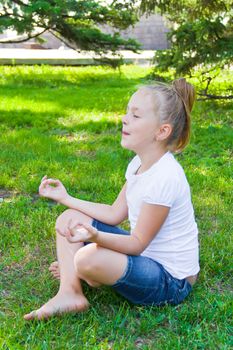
[{"left": 136, "top": 145, "right": 168, "bottom": 172}]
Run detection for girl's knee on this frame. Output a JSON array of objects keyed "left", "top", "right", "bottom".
[
  {"left": 74, "top": 244, "right": 98, "bottom": 276},
  {"left": 56, "top": 209, "right": 76, "bottom": 226},
  {"left": 85, "top": 279, "right": 102, "bottom": 288},
  {"left": 55, "top": 209, "right": 93, "bottom": 233}
]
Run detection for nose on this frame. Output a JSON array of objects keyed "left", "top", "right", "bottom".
[{"left": 122, "top": 113, "right": 128, "bottom": 124}]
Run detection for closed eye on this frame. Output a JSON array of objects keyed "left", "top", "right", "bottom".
[{"left": 133, "top": 114, "right": 140, "bottom": 118}]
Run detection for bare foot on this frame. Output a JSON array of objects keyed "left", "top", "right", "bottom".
[
  {"left": 48, "top": 261, "right": 101, "bottom": 287},
  {"left": 24, "top": 291, "right": 89, "bottom": 321},
  {"left": 49, "top": 261, "right": 60, "bottom": 280}
]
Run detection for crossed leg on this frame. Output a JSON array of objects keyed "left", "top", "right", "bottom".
[
  {"left": 74, "top": 242, "right": 127, "bottom": 287},
  {"left": 24, "top": 209, "right": 91, "bottom": 320},
  {"left": 24, "top": 209, "right": 127, "bottom": 320}
]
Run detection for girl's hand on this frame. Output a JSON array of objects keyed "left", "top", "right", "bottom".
[
  {"left": 65, "top": 220, "right": 99, "bottom": 243},
  {"left": 39, "top": 175, "right": 69, "bottom": 203}
]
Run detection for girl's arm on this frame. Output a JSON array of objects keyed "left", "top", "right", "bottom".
[
  {"left": 39, "top": 176, "right": 128, "bottom": 225},
  {"left": 62, "top": 183, "right": 128, "bottom": 226},
  {"left": 67, "top": 203, "right": 170, "bottom": 255}
]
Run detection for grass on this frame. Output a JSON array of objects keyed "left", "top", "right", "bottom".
[{"left": 0, "top": 65, "right": 232, "bottom": 349}]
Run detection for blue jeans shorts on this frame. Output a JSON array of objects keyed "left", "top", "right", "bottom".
[{"left": 90, "top": 219, "right": 193, "bottom": 306}]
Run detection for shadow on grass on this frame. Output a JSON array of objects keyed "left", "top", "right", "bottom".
[
  {"left": 0, "top": 117, "right": 231, "bottom": 194},
  {"left": 0, "top": 84, "right": 136, "bottom": 123},
  {"left": 0, "top": 108, "right": 62, "bottom": 129},
  {"left": 0, "top": 119, "right": 131, "bottom": 199},
  {"left": 0, "top": 108, "right": 124, "bottom": 132}
]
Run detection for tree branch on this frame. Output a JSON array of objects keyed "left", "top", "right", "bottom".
[
  {"left": 203, "top": 77, "right": 212, "bottom": 95},
  {"left": 48, "top": 29, "right": 79, "bottom": 51},
  {"left": 197, "top": 93, "right": 233, "bottom": 100},
  {"left": 0, "top": 27, "right": 49, "bottom": 44}
]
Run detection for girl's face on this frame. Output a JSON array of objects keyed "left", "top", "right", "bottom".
[{"left": 121, "top": 88, "right": 161, "bottom": 153}]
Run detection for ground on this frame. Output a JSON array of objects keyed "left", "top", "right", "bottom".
[{"left": 0, "top": 65, "right": 232, "bottom": 349}]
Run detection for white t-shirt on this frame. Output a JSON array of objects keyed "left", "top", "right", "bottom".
[{"left": 125, "top": 151, "right": 200, "bottom": 279}]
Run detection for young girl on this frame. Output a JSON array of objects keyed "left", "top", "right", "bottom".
[{"left": 24, "top": 78, "right": 200, "bottom": 320}]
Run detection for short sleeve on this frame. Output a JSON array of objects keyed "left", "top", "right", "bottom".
[
  {"left": 125, "top": 156, "right": 141, "bottom": 181},
  {"left": 143, "top": 176, "right": 179, "bottom": 208}
]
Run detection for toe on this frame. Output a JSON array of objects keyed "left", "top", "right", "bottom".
[
  {"left": 36, "top": 310, "right": 50, "bottom": 320},
  {"left": 24, "top": 309, "right": 51, "bottom": 321},
  {"left": 52, "top": 270, "right": 60, "bottom": 276},
  {"left": 49, "top": 261, "right": 59, "bottom": 270},
  {"left": 24, "top": 310, "right": 37, "bottom": 321},
  {"left": 49, "top": 267, "right": 56, "bottom": 272}
]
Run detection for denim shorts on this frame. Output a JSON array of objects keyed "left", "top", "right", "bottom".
[{"left": 91, "top": 219, "right": 193, "bottom": 306}]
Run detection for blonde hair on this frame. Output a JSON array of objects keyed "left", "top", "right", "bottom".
[{"left": 143, "top": 78, "right": 196, "bottom": 153}]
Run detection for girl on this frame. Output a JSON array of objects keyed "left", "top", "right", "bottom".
[{"left": 24, "top": 78, "right": 200, "bottom": 320}]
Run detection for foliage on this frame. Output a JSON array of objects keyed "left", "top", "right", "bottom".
[
  {"left": 0, "top": 65, "right": 232, "bottom": 349},
  {"left": 139, "top": 0, "right": 233, "bottom": 97},
  {"left": 0, "top": 0, "right": 140, "bottom": 66}
]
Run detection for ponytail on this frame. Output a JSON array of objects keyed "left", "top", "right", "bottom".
[{"left": 172, "top": 78, "right": 196, "bottom": 152}]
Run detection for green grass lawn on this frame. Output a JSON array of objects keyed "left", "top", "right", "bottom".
[{"left": 0, "top": 65, "right": 232, "bottom": 349}]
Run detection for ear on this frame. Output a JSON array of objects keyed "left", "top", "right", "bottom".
[{"left": 155, "top": 124, "right": 172, "bottom": 141}]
